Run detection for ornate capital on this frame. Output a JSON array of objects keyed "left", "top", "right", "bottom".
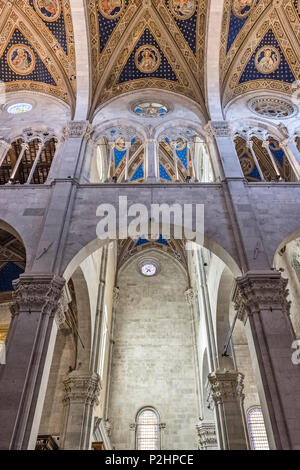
[
  {"left": 185, "top": 288, "right": 197, "bottom": 306},
  {"left": 205, "top": 121, "right": 233, "bottom": 138},
  {"left": 233, "top": 271, "right": 291, "bottom": 324},
  {"left": 196, "top": 422, "right": 217, "bottom": 450},
  {"left": 129, "top": 423, "right": 137, "bottom": 431},
  {"left": 113, "top": 286, "right": 120, "bottom": 307},
  {"left": 63, "top": 121, "right": 93, "bottom": 140},
  {"left": 63, "top": 373, "right": 101, "bottom": 407},
  {"left": 208, "top": 370, "right": 245, "bottom": 405},
  {"left": 10, "top": 274, "right": 65, "bottom": 318}
]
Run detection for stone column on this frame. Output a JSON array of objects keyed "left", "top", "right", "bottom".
[
  {"left": 280, "top": 138, "right": 300, "bottom": 180},
  {"left": 0, "top": 139, "right": 11, "bottom": 167},
  {"left": 61, "top": 372, "right": 101, "bottom": 450},
  {"left": 205, "top": 121, "right": 244, "bottom": 179},
  {"left": 208, "top": 370, "right": 248, "bottom": 450},
  {"left": 233, "top": 271, "right": 300, "bottom": 450},
  {"left": 196, "top": 421, "right": 218, "bottom": 450},
  {"left": 145, "top": 139, "right": 159, "bottom": 182},
  {"left": 0, "top": 273, "right": 65, "bottom": 450},
  {"left": 56, "top": 121, "right": 93, "bottom": 180}
]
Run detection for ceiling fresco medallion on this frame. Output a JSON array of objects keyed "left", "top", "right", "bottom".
[
  {"left": 135, "top": 45, "right": 161, "bottom": 74},
  {"left": 98, "top": 0, "right": 124, "bottom": 19},
  {"left": 232, "top": 0, "right": 255, "bottom": 19},
  {"left": 7, "top": 45, "right": 36, "bottom": 75},
  {"left": 170, "top": 0, "right": 196, "bottom": 20},
  {"left": 255, "top": 46, "right": 280, "bottom": 74},
  {"left": 33, "top": 0, "right": 61, "bottom": 22}
]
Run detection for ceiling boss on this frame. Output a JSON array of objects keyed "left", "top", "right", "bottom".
[
  {"left": 232, "top": 0, "right": 255, "bottom": 18},
  {"left": 169, "top": 0, "right": 196, "bottom": 20},
  {"left": 135, "top": 45, "right": 161, "bottom": 74},
  {"left": 33, "top": 0, "right": 61, "bottom": 22},
  {"left": 98, "top": 0, "right": 124, "bottom": 19}
]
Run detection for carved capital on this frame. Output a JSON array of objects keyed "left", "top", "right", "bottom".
[
  {"left": 196, "top": 422, "right": 217, "bottom": 450},
  {"left": 205, "top": 121, "right": 233, "bottom": 138},
  {"left": 208, "top": 370, "right": 245, "bottom": 405},
  {"left": 233, "top": 271, "right": 291, "bottom": 324},
  {"left": 185, "top": 288, "right": 197, "bottom": 306},
  {"left": 113, "top": 286, "right": 120, "bottom": 307},
  {"left": 63, "top": 121, "right": 93, "bottom": 140},
  {"left": 63, "top": 373, "right": 101, "bottom": 407},
  {"left": 10, "top": 274, "right": 65, "bottom": 318}
]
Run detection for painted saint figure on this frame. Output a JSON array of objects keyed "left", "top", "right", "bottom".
[
  {"left": 99, "top": 0, "right": 123, "bottom": 18},
  {"left": 136, "top": 46, "right": 161, "bottom": 74},
  {"left": 232, "top": 0, "right": 253, "bottom": 17},
  {"left": 8, "top": 46, "right": 35, "bottom": 75},
  {"left": 256, "top": 47, "right": 280, "bottom": 74},
  {"left": 171, "top": 0, "right": 196, "bottom": 18},
  {"left": 36, "top": 0, "right": 60, "bottom": 20}
]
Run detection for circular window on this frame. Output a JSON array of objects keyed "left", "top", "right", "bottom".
[
  {"left": 141, "top": 263, "right": 157, "bottom": 277},
  {"left": 133, "top": 102, "right": 168, "bottom": 118},
  {"left": 7, "top": 103, "right": 33, "bottom": 114},
  {"left": 138, "top": 259, "right": 160, "bottom": 277},
  {"left": 248, "top": 97, "right": 297, "bottom": 119}
]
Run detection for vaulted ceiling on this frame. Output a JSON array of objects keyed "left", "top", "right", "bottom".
[{"left": 0, "top": 0, "right": 300, "bottom": 119}]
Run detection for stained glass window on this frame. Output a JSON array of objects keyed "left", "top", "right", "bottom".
[
  {"left": 7, "top": 103, "right": 32, "bottom": 114},
  {"left": 247, "top": 407, "right": 269, "bottom": 450},
  {"left": 137, "top": 408, "right": 160, "bottom": 450}
]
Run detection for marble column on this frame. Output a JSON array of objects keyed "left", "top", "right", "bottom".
[
  {"left": 61, "top": 372, "right": 101, "bottom": 450},
  {"left": 233, "top": 271, "right": 300, "bottom": 450},
  {"left": 280, "top": 138, "right": 300, "bottom": 180},
  {"left": 0, "top": 139, "right": 11, "bottom": 167},
  {"left": 145, "top": 139, "right": 159, "bottom": 182},
  {"left": 56, "top": 121, "right": 93, "bottom": 180},
  {"left": 208, "top": 370, "right": 248, "bottom": 450},
  {"left": 0, "top": 273, "right": 65, "bottom": 450},
  {"left": 205, "top": 121, "right": 244, "bottom": 179}
]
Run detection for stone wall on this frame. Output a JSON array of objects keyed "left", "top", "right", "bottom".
[{"left": 108, "top": 250, "right": 199, "bottom": 450}]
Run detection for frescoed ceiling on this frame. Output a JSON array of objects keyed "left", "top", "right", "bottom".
[
  {"left": 0, "top": 0, "right": 76, "bottom": 108},
  {"left": 0, "top": 1, "right": 300, "bottom": 118},
  {"left": 88, "top": 0, "right": 207, "bottom": 114},
  {"left": 221, "top": 0, "right": 300, "bottom": 106}
]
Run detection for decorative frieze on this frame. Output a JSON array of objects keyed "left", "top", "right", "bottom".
[
  {"left": 208, "top": 370, "right": 245, "bottom": 405},
  {"left": 63, "top": 373, "right": 101, "bottom": 407},
  {"left": 205, "top": 121, "right": 234, "bottom": 138},
  {"left": 196, "top": 421, "right": 218, "bottom": 450},
  {"left": 233, "top": 271, "right": 291, "bottom": 324},
  {"left": 10, "top": 274, "right": 65, "bottom": 318},
  {"left": 63, "top": 121, "right": 93, "bottom": 140}
]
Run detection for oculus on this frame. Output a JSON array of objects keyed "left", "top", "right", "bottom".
[
  {"left": 133, "top": 102, "right": 168, "bottom": 118},
  {"left": 170, "top": 0, "right": 196, "bottom": 20},
  {"left": 232, "top": 0, "right": 255, "bottom": 19},
  {"left": 138, "top": 259, "right": 160, "bottom": 277},
  {"left": 255, "top": 46, "right": 280, "bottom": 74},
  {"left": 114, "top": 137, "right": 127, "bottom": 151},
  {"left": 98, "top": 0, "right": 124, "bottom": 19},
  {"left": 140, "top": 263, "right": 158, "bottom": 277},
  {"left": 248, "top": 97, "right": 297, "bottom": 119},
  {"left": 135, "top": 45, "right": 161, "bottom": 74},
  {"left": 7, "top": 103, "right": 33, "bottom": 114},
  {"left": 33, "top": 0, "right": 61, "bottom": 22},
  {"left": 7, "top": 45, "right": 36, "bottom": 75}
]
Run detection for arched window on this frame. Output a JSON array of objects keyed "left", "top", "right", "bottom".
[
  {"left": 136, "top": 408, "right": 160, "bottom": 450},
  {"left": 247, "top": 407, "right": 269, "bottom": 450}
]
